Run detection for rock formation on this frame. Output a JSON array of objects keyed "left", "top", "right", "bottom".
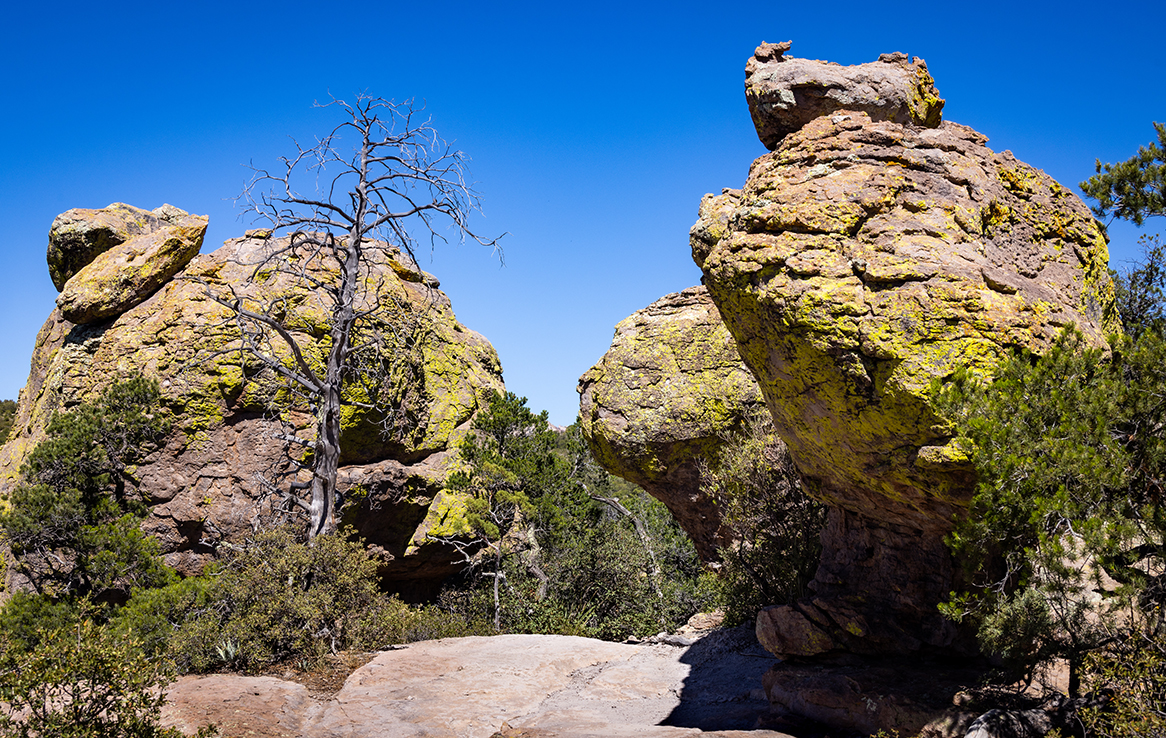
[
  {"left": 47, "top": 202, "right": 189, "bottom": 291},
  {"left": 577, "top": 286, "right": 780, "bottom": 561},
  {"left": 1, "top": 205, "right": 505, "bottom": 593},
  {"left": 690, "top": 43, "right": 1115, "bottom": 657},
  {"left": 745, "top": 41, "right": 945, "bottom": 150}
]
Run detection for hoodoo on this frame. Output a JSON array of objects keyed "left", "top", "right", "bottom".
[{"left": 691, "top": 42, "right": 1114, "bottom": 657}]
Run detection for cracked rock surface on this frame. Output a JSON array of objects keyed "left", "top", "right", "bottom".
[{"left": 692, "top": 51, "right": 1115, "bottom": 658}]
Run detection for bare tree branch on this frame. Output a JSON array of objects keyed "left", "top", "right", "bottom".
[{"left": 205, "top": 94, "right": 503, "bottom": 539}]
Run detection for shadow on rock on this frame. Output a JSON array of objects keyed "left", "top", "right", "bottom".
[{"left": 657, "top": 623, "right": 785, "bottom": 731}]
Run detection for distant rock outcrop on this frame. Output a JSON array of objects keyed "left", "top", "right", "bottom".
[
  {"left": 691, "top": 43, "right": 1115, "bottom": 657},
  {"left": 2, "top": 208, "right": 505, "bottom": 593},
  {"left": 577, "top": 286, "right": 777, "bottom": 561}
]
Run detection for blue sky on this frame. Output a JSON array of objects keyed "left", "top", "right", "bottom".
[{"left": 2, "top": 0, "right": 1163, "bottom": 425}]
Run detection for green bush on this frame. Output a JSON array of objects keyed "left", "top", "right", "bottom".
[
  {"left": 164, "top": 526, "right": 417, "bottom": 672},
  {"left": 0, "top": 377, "right": 172, "bottom": 602},
  {"left": 112, "top": 576, "right": 215, "bottom": 659},
  {"left": 0, "top": 612, "right": 213, "bottom": 738},
  {"left": 0, "top": 399, "right": 15, "bottom": 445},
  {"left": 933, "top": 326, "right": 1166, "bottom": 695},
  {"left": 1080, "top": 630, "right": 1166, "bottom": 737},
  {"left": 431, "top": 394, "right": 714, "bottom": 641}
]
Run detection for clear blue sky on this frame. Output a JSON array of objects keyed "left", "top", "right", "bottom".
[{"left": 2, "top": 0, "right": 1163, "bottom": 425}]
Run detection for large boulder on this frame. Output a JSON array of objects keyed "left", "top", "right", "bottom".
[
  {"left": 47, "top": 202, "right": 185, "bottom": 291},
  {"left": 577, "top": 286, "right": 773, "bottom": 561},
  {"left": 691, "top": 45, "right": 1115, "bottom": 656},
  {"left": 56, "top": 209, "right": 207, "bottom": 323},
  {"left": 1, "top": 214, "right": 505, "bottom": 593},
  {"left": 162, "top": 630, "right": 790, "bottom": 738}
]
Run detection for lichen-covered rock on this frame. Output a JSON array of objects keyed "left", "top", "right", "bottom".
[
  {"left": 46, "top": 203, "right": 186, "bottom": 291},
  {"left": 745, "top": 41, "right": 945, "bottom": 150},
  {"left": 692, "top": 54, "right": 1115, "bottom": 656},
  {"left": 2, "top": 225, "right": 504, "bottom": 590},
  {"left": 56, "top": 212, "right": 207, "bottom": 323},
  {"left": 577, "top": 286, "right": 770, "bottom": 561}
]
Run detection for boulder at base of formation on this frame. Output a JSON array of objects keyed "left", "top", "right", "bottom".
[
  {"left": 162, "top": 630, "right": 791, "bottom": 738},
  {"left": 161, "top": 630, "right": 996, "bottom": 738}
]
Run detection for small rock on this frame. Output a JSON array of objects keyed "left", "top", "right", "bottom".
[{"left": 745, "top": 42, "right": 945, "bottom": 148}]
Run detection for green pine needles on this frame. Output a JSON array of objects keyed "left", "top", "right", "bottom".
[{"left": 1, "top": 376, "right": 172, "bottom": 603}]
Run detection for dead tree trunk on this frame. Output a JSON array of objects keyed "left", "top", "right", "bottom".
[{"left": 221, "top": 95, "right": 499, "bottom": 539}]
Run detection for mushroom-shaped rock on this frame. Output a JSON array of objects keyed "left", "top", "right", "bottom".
[
  {"left": 693, "top": 78, "right": 1114, "bottom": 655},
  {"left": 578, "top": 286, "right": 779, "bottom": 561},
  {"left": 746, "top": 41, "right": 945, "bottom": 149},
  {"left": 56, "top": 211, "right": 208, "bottom": 324},
  {"left": 3, "top": 228, "right": 504, "bottom": 593}
]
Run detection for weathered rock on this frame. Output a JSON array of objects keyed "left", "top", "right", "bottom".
[
  {"left": 56, "top": 212, "right": 207, "bottom": 323},
  {"left": 161, "top": 675, "right": 311, "bottom": 738},
  {"left": 2, "top": 221, "right": 505, "bottom": 589},
  {"left": 961, "top": 693, "right": 1108, "bottom": 738},
  {"left": 577, "top": 286, "right": 771, "bottom": 561},
  {"left": 745, "top": 41, "right": 945, "bottom": 149},
  {"left": 692, "top": 54, "right": 1115, "bottom": 656},
  {"left": 47, "top": 202, "right": 185, "bottom": 291},
  {"left": 161, "top": 630, "right": 793, "bottom": 738}
]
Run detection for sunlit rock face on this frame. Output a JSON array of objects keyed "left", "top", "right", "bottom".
[
  {"left": 578, "top": 286, "right": 780, "bottom": 562},
  {"left": 4, "top": 208, "right": 505, "bottom": 594},
  {"left": 691, "top": 42, "right": 1115, "bottom": 656}
]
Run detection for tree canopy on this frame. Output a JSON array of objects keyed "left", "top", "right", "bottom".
[
  {"left": 1081, "top": 122, "right": 1166, "bottom": 226},
  {"left": 0, "top": 377, "right": 172, "bottom": 603},
  {"left": 934, "top": 128, "right": 1166, "bottom": 706}
]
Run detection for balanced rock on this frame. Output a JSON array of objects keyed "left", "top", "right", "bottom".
[
  {"left": 578, "top": 286, "right": 774, "bottom": 561},
  {"left": 2, "top": 221, "right": 504, "bottom": 592},
  {"left": 692, "top": 51, "right": 1114, "bottom": 656},
  {"left": 56, "top": 209, "right": 208, "bottom": 323},
  {"left": 745, "top": 41, "right": 945, "bottom": 149},
  {"left": 47, "top": 202, "right": 186, "bottom": 290}
]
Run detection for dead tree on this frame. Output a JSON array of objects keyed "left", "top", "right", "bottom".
[{"left": 223, "top": 95, "right": 500, "bottom": 538}]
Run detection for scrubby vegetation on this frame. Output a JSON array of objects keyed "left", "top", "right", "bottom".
[
  {"left": 699, "top": 409, "right": 825, "bottom": 626},
  {"left": 0, "top": 400, "right": 15, "bottom": 445},
  {"left": 429, "top": 390, "right": 717, "bottom": 640},
  {"left": 0, "top": 611, "right": 215, "bottom": 738},
  {"left": 1, "top": 378, "right": 172, "bottom": 606},
  {"left": 0, "top": 382, "right": 791, "bottom": 734},
  {"left": 933, "top": 126, "right": 1166, "bottom": 731}
]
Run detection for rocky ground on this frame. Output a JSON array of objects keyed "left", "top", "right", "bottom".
[{"left": 160, "top": 626, "right": 801, "bottom": 738}]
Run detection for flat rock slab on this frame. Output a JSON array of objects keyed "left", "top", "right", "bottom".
[{"left": 161, "top": 629, "right": 794, "bottom": 738}]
